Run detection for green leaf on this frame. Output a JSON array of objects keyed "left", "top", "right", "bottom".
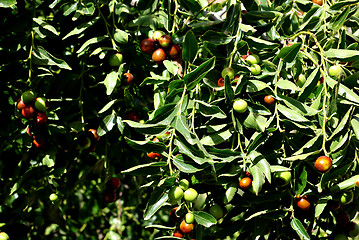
[
  {"left": 291, "top": 217, "right": 310, "bottom": 240},
  {"left": 224, "top": 75, "right": 234, "bottom": 103},
  {"left": 122, "top": 162, "right": 167, "bottom": 176},
  {"left": 200, "top": 128, "right": 233, "bottom": 146},
  {"left": 63, "top": 17, "right": 99, "bottom": 39},
  {"left": 32, "top": 46, "right": 72, "bottom": 70},
  {"left": 125, "top": 137, "right": 166, "bottom": 153},
  {"left": 277, "top": 104, "right": 310, "bottom": 122},
  {"left": 184, "top": 57, "right": 216, "bottom": 90},
  {"left": 249, "top": 164, "right": 265, "bottom": 195},
  {"left": 277, "top": 43, "right": 301, "bottom": 63},
  {"left": 327, "top": 77, "right": 359, "bottom": 105},
  {"left": 224, "top": 186, "right": 237, "bottom": 204},
  {"left": 143, "top": 188, "right": 168, "bottom": 220},
  {"left": 104, "top": 71, "right": 119, "bottom": 95},
  {"left": 196, "top": 100, "right": 226, "bottom": 119},
  {"left": 42, "top": 153, "right": 55, "bottom": 167},
  {"left": 330, "top": 0, "right": 359, "bottom": 10},
  {"left": 33, "top": 18, "right": 59, "bottom": 36},
  {"left": 172, "top": 155, "right": 203, "bottom": 173},
  {"left": 182, "top": 30, "right": 198, "bottom": 63},
  {"left": 116, "top": 116, "right": 125, "bottom": 134},
  {"left": 123, "top": 120, "right": 168, "bottom": 135},
  {"left": 201, "top": 30, "right": 234, "bottom": 45},
  {"left": 98, "top": 99, "right": 118, "bottom": 114},
  {"left": 246, "top": 80, "right": 270, "bottom": 92},
  {"left": 76, "top": 36, "right": 108, "bottom": 54},
  {"left": 193, "top": 211, "right": 217, "bottom": 227},
  {"left": 278, "top": 94, "right": 318, "bottom": 116},
  {"left": 97, "top": 112, "right": 117, "bottom": 136},
  {"left": 246, "top": 36, "right": 280, "bottom": 50},
  {"left": 324, "top": 49, "right": 359, "bottom": 62},
  {"left": 0, "top": 0, "right": 16, "bottom": 8},
  {"left": 114, "top": 29, "right": 129, "bottom": 44},
  {"left": 244, "top": 11, "right": 281, "bottom": 21},
  {"left": 243, "top": 112, "right": 267, "bottom": 132},
  {"left": 351, "top": 114, "right": 359, "bottom": 140},
  {"left": 283, "top": 150, "right": 322, "bottom": 161},
  {"left": 332, "top": 7, "right": 350, "bottom": 32},
  {"left": 174, "top": 139, "right": 212, "bottom": 165},
  {"left": 330, "top": 175, "right": 358, "bottom": 192},
  {"left": 276, "top": 80, "right": 299, "bottom": 91},
  {"left": 329, "top": 107, "right": 352, "bottom": 140},
  {"left": 163, "top": 60, "right": 179, "bottom": 75},
  {"left": 296, "top": 168, "right": 307, "bottom": 195},
  {"left": 174, "top": 114, "right": 197, "bottom": 145}
]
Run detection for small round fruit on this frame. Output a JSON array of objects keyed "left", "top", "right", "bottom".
[
  {"left": 0, "top": 232, "right": 9, "bottom": 240},
  {"left": 180, "top": 220, "right": 194, "bottom": 234},
  {"left": 209, "top": 204, "right": 225, "bottom": 220},
  {"left": 152, "top": 48, "right": 166, "bottom": 63},
  {"left": 169, "top": 207, "right": 181, "bottom": 223},
  {"left": 109, "top": 53, "right": 123, "bottom": 67},
  {"left": 166, "top": 44, "right": 181, "bottom": 59},
  {"left": 49, "top": 193, "right": 58, "bottom": 201},
  {"left": 221, "top": 67, "right": 235, "bottom": 79},
  {"left": 107, "top": 177, "right": 121, "bottom": 190},
  {"left": 329, "top": 65, "right": 342, "bottom": 78},
  {"left": 147, "top": 152, "right": 162, "bottom": 159},
  {"left": 124, "top": 72, "right": 134, "bottom": 84},
  {"left": 312, "top": 0, "right": 323, "bottom": 6},
  {"left": 34, "top": 97, "right": 49, "bottom": 112},
  {"left": 21, "top": 90, "right": 36, "bottom": 104},
  {"left": 185, "top": 212, "right": 195, "bottom": 224},
  {"left": 314, "top": 156, "right": 332, "bottom": 173},
  {"left": 158, "top": 34, "right": 172, "bottom": 48},
  {"left": 140, "top": 38, "right": 155, "bottom": 54},
  {"left": 340, "top": 191, "right": 354, "bottom": 205},
  {"left": 333, "top": 233, "right": 348, "bottom": 240},
  {"left": 355, "top": 175, "right": 359, "bottom": 187},
  {"left": 297, "top": 197, "right": 310, "bottom": 211},
  {"left": 22, "top": 105, "right": 35, "bottom": 119},
  {"left": 125, "top": 111, "right": 140, "bottom": 122},
  {"left": 88, "top": 129, "right": 100, "bottom": 142},
  {"left": 250, "top": 64, "right": 261, "bottom": 75},
  {"left": 233, "top": 99, "right": 248, "bottom": 113},
  {"left": 246, "top": 54, "right": 260, "bottom": 65},
  {"left": 264, "top": 95, "right": 275, "bottom": 105},
  {"left": 218, "top": 77, "right": 224, "bottom": 87},
  {"left": 36, "top": 112, "right": 48, "bottom": 125},
  {"left": 297, "top": 74, "right": 306, "bottom": 87},
  {"left": 179, "top": 179, "right": 190, "bottom": 191},
  {"left": 183, "top": 188, "right": 198, "bottom": 202},
  {"left": 239, "top": 177, "right": 252, "bottom": 189},
  {"left": 168, "top": 186, "right": 184, "bottom": 202},
  {"left": 152, "top": 30, "right": 165, "bottom": 41},
  {"left": 103, "top": 190, "right": 117, "bottom": 203},
  {"left": 327, "top": 200, "right": 341, "bottom": 211},
  {"left": 173, "top": 229, "right": 184, "bottom": 238},
  {"left": 17, "top": 98, "right": 26, "bottom": 110},
  {"left": 274, "top": 171, "right": 291, "bottom": 186},
  {"left": 346, "top": 221, "right": 359, "bottom": 238},
  {"left": 336, "top": 211, "right": 351, "bottom": 228}
]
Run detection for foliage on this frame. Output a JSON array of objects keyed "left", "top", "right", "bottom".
[{"left": 1, "top": 0, "right": 359, "bottom": 239}]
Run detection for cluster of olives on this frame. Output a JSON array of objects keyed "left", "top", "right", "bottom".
[
  {"left": 103, "top": 177, "right": 121, "bottom": 203},
  {"left": 75, "top": 128, "right": 100, "bottom": 152},
  {"left": 16, "top": 90, "right": 49, "bottom": 148},
  {"left": 140, "top": 30, "right": 182, "bottom": 64},
  {"left": 243, "top": 53, "right": 261, "bottom": 75}
]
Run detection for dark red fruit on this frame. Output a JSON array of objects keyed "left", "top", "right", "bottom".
[
  {"left": 140, "top": 38, "right": 155, "bottom": 54},
  {"left": 173, "top": 229, "right": 184, "bottom": 238},
  {"left": 158, "top": 34, "right": 172, "bottom": 48},
  {"left": 218, "top": 77, "right": 224, "bottom": 87},
  {"left": 314, "top": 156, "right": 332, "bottom": 173},
  {"left": 239, "top": 177, "right": 252, "bottom": 189},
  {"left": 147, "top": 152, "right": 162, "bottom": 160},
  {"left": 17, "top": 98, "right": 26, "bottom": 110},
  {"left": 327, "top": 200, "right": 341, "bottom": 211},
  {"left": 336, "top": 211, "right": 351, "bottom": 228},
  {"left": 33, "top": 137, "right": 45, "bottom": 148},
  {"left": 103, "top": 190, "right": 116, "bottom": 203},
  {"left": 88, "top": 129, "right": 100, "bottom": 142},
  {"left": 166, "top": 44, "right": 181, "bottom": 59},
  {"left": 180, "top": 219, "right": 194, "bottom": 234},
  {"left": 125, "top": 112, "right": 140, "bottom": 122},
  {"left": 296, "top": 197, "right": 310, "bottom": 211},
  {"left": 22, "top": 105, "right": 35, "bottom": 119},
  {"left": 36, "top": 112, "right": 48, "bottom": 125},
  {"left": 124, "top": 72, "right": 134, "bottom": 84},
  {"left": 264, "top": 95, "right": 275, "bottom": 105},
  {"left": 169, "top": 207, "right": 181, "bottom": 223},
  {"left": 152, "top": 48, "right": 166, "bottom": 64},
  {"left": 107, "top": 177, "right": 121, "bottom": 191}
]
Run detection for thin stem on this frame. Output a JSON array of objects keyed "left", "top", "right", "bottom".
[
  {"left": 167, "top": 131, "right": 175, "bottom": 176},
  {"left": 228, "top": 3, "right": 242, "bottom": 68}
]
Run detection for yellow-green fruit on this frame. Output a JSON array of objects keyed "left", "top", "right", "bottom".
[
  {"left": 34, "top": 97, "right": 48, "bottom": 112},
  {"left": 233, "top": 99, "right": 248, "bottom": 113},
  {"left": 21, "top": 90, "right": 36, "bottom": 104},
  {"left": 168, "top": 186, "right": 184, "bottom": 202},
  {"left": 184, "top": 188, "right": 198, "bottom": 202},
  {"left": 185, "top": 212, "right": 195, "bottom": 224},
  {"left": 250, "top": 64, "right": 261, "bottom": 75},
  {"left": 0, "top": 232, "right": 9, "bottom": 240},
  {"left": 49, "top": 193, "right": 58, "bottom": 201},
  {"left": 179, "top": 179, "right": 189, "bottom": 191},
  {"left": 209, "top": 204, "right": 225, "bottom": 220},
  {"left": 246, "top": 54, "right": 260, "bottom": 65},
  {"left": 109, "top": 53, "right": 123, "bottom": 67}
]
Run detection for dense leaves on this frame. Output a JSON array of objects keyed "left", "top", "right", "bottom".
[{"left": 1, "top": 0, "right": 359, "bottom": 239}]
